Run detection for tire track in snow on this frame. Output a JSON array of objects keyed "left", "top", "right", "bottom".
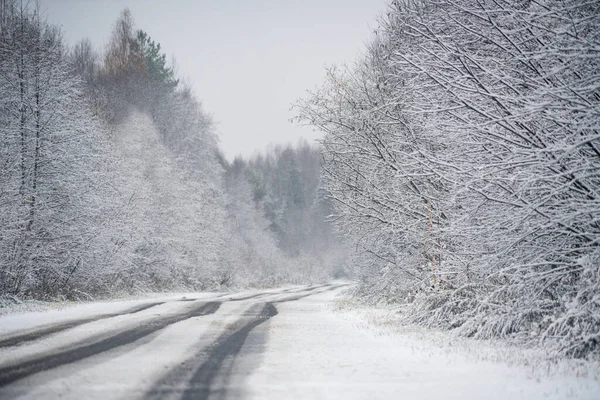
[
  {"left": 148, "top": 284, "right": 347, "bottom": 399},
  {"left": 0, "top": 301, "right": 165, "bottom": 348},
  {"left": 147, "top": 302, "right": 277, "bottom": 400},
  {"left": 0, "top": 301, "right": 221, "bottom": 387},
  {"left": 0, "top": 284, "right": 326, "bottom": 350}
]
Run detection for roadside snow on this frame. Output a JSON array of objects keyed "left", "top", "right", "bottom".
[
  {"left": 333, "top": 299, "right": 600, "bottom": 381},
  {"left": 244, "top": 289, "right": 600, "bottom": 400}
]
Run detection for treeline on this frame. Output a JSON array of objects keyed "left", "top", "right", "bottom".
[
  {"left": 225, "top": 142, "right": 347, "bottom": 279},
  {"left": 296, "top": 0, "right": 600, "bottom": 358},
  {"left": 0, "top": 2, "right": 341, "bottom": 300}
]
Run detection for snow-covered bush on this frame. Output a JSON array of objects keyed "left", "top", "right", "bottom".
[{"left": 296, "top": 0, "right": 600, "bottom": 358}]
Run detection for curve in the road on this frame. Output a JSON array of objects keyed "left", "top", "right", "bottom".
[
  {"left": 228, "top": 293, "right": 270, "bottom": 301},
  {"left": 272, "top": 283, "right": 347, "bottom": 303},
  {"left": 228, "top": 283, "right": 334, "bottom": 302}
]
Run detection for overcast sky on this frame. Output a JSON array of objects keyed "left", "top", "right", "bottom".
[{"left": 39, "top": 0, "right": 388, "bottom": 160}]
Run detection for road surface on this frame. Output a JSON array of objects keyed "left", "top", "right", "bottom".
[{"left": 0, "top": 284, "right": 598, "bottom": 399}]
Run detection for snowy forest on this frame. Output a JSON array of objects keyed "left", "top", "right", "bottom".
[
  {"left": 0, "top": 3, "right": 343, "bottom": 299},
  {"left": 1, "top": 0, "right": 599, "bottom": 361}
]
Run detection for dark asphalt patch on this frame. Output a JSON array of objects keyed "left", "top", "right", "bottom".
[
  {"left": 0, "top": 301, "right": 165, "bottom": 349},
  {"left": 0, "top": 302, "right": 221, "bottom": 387}
]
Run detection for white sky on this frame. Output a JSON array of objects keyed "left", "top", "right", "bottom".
[{"left": 40, "top": 0, "right": 389, "bottom": 160}]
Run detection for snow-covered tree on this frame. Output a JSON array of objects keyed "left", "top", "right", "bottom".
[
  {"left": 296, "top": 0, "right": 600, "bottom": 358},
  {"left": 0, "top": 2, "right": 123, "bottom": 298}
]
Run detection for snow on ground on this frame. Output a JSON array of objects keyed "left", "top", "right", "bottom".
[
  {"left": 8, "top": 301, "right": 252, "bottom": 400},
  {"left": 0, "top": 292, "right": 222, "bottom": 336},
  {"left": 0, "top": 283, "right": 313, "bottom": 336},
  {"left": 1, "top": 285, "right": 599, "bottom": 400},
  {"left": 0, "top": 299, "right": 217, "bottom": 367},
  {"left": 244, "top": 288, "right": 600, "bottom": 400},
  {"left": 332, "top": 298, "right": 600, "bottom": 382}
]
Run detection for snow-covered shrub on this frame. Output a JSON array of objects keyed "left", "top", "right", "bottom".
[{"left": 296, "top": 0, "right": 600, "bottom": 358}]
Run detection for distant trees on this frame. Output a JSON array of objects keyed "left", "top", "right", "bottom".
[
  {"left": 71, "top": 38, "right": 97, "bottom": 85},
  {"left": 75, "top": 8, "right": 177, "bottom": 125},
  {"left": 225, "top": 142, "right": 347, "bottom": 281},
  {"left": 221, "top": 157, "right": 289, "bottom": 286},
  {"left": 296, "top": 0, "right": 600, "bottom": 358}
]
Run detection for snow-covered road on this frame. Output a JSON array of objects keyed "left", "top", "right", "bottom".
[{"left": 0, "top": 284, "right": 598, "bottom": 399}]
